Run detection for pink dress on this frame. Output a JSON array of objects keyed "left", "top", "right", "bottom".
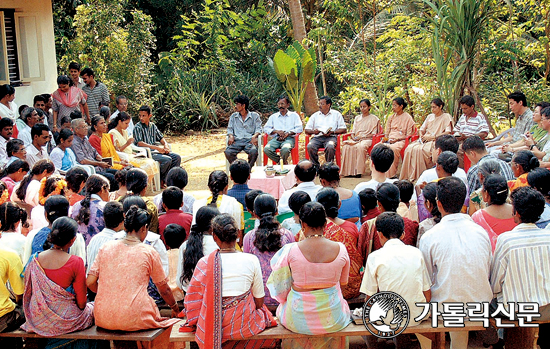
[
  {"left": 471, "top": 209, "right": 517, "bottom": 252},
  {"left": 89, "top": 240, "right": 179, "bottom": 331}
]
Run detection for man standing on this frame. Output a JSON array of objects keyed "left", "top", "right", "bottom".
[
  {"left": 133, "top": 105, "right": 181, "bottom": 186},
  {"left": 462, "top": 136, "right": 515, "bottom": 192},
  {"left": 305, "top": 96, "right": 346, "bottom": 167},
  {"left": 17, "top": 107, "right": 40, "bottom": 147},
  {"left": 419, "top": 177, "right": 492, "bottom": 349},
  {"left": 110, "top": 96, "right": 135, "bottom": 136},
  {"left": 453, "top": 95, "right": 490, "bottom": 167},
  {"left": 0, "top": 118, "right": 13, "bottom": 167},
  {"left": 225, "top": 95, "right": 262, "bottom": 167},
  {"left": 81, "top": 68, "right": 109, "bottom": 119},
  {"left": 69, "top": 62, "right": 86, "bottom": 89},
  {"left": 70, "top": 118, "right": 118, "bottom": 190},
  {"left": 26, "top": 124, "right": 51, "bottom": 168},
  {"left": 263, "top": 96, "right": 303, "bottom": 164}
]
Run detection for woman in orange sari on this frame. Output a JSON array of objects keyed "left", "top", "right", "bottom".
[
  {"left": 508, "top": 150, "right": 539, "bottom": 191},
  {"left": 88, "top": 115, "right": 129, "bottom": 171},
  {"left": 385, "top": 97, "right": 416, "bottom": 178},
  {"left": 315, "top": 188, "right": 363, "bottom": 299},
  {"left": 400, "top": 98, "right": 453, "bottom": 181},
  {"left": 182, "top": 214, "right": 277, "bottom": 348}
]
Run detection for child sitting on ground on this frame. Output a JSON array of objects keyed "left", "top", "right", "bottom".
[
  {"left": 153, "top": 167, "right": 195, "bottom": 214},
  {"left": 227, "top": 159, "right": 252, "bottom": 210},
  {"left": 358, "top": 188, "right": 379, "bottom": 224},
  {"left": 163, "top": 224, "right": 186, "bottom": 302},
  {"left": 281, "top": 191, "right": 311, "bottom": 237},
  {"left": 360, "top": 212, "right": 432, "bottom": 349},
  {"left": 159, "top": 186, "right": 192, "bottom": 246},
  {"left": 244, "top": 189, "right": 264, "bottom": 231},
  {"left": 395, "top": 179, "right": 417, "bottom": 221}
]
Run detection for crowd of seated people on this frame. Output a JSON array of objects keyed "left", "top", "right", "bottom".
[{"left": 3, "top": 74, "right": 550, "bottom": 349}]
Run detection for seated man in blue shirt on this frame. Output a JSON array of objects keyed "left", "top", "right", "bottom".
[
  {"left": 225, "top": 95, "right": 262, "bottom": 167},
  {"left": 263, "top": 96, "right": 303, "bottom": 164},
  {"left": 227, "top": 159, "right": 252, "bottom": 211}
]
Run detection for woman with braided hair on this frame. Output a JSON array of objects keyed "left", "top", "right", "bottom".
[
  {"left": 243, "top": 194, "right": 295, "bottom": 309},
  {"left": 30, "top": 175, "right": 67, "bottom": 232},
  {"left": 11, "top": 159, "right": 55, "bottom": 208},
  {"left": 192, "top": 170, "right": 244, "bottom": 234},
  {"left": 71, "top": 174, "right": 110, "bottom": 246}
]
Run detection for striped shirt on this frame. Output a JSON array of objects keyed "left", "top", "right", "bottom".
[
  {"left": 453, "top": 112, "right": 489, "bottom": 136},
  {"left": 82, "top": 82, "right": 109, "bottom": 117},
  {"left": 512, "top": 109, "right": 534, "bottom": 142},
  {"left": 490, "top": 223, "right": 550, "bottom": 307},
  {"left": 467, "top": 154, "right": 515, "bottom": 192},
  {"left": 133, "top": 122, "right": 164, "bottom": 146}
]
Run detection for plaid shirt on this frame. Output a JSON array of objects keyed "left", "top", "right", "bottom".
[
  {"left": 511, "top": 109, "right": 534, "bottom": 142},
  {"left": 467, "top": 154, "right": 515, "bottom": 192},
  {"left": 227, "top": 184, "right": 251, "bottom": 211},
  {"left": 133, "top": 121, "right": 164, "bottom": 146}
]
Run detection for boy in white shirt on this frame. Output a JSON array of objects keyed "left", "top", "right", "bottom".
[{"left": 360, "top": 212, "right": 432, "bottom": 349}]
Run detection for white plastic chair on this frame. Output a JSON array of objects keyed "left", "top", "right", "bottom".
[{"left": 225, "top": 135, "right": 264, "bottom": 174}]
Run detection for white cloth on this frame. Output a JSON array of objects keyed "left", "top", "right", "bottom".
[
  {"left": 491, "top": 223, "right": 550, "bottom": 307},
  {"left": 114, "top": 230, "right": 169, "bottom": 275},
  {"left": 219, "top": 252, "right": 264, "bottom": 297},
  {"left": 25, "top": 144, "right": 49, "bottom": 169},
  {"left": 263, "top": 111, "right": 303, "bottom": 135},
  {"left": 360, "top": 239, "right": 431, "bottom": 325},
  {"left": 0, "top": 136, "right": 10, "bottom": 167},
  {"left": 176, "top": 234, "right": 220, "bottom": 292},
  {"left": 305, "top": 109, "right": 346, "bottom": 137},
  {"left": 11, "top": 179, "right": 41, "bottom": 207},
  {"left": 0, "top": 101, "right": 17, "bottom": 120},
  {"left": 0, "top": 232, "right": 26, "bottom": 262},
  {"left": 277, "top": 181, "right": 322, "bottom": 214},
  {"left": 86, "top": 228, "right": 118, "bottom": 273},
  {"left": 192, "top": 195, "right": 244, "bottom": 230},
  {"left": 419, "top": 213, "right": 493, "bottom": 311},
  {"left": 153, "top": 191, "right": 195, "bottom": 214},
  {"left": 110, "top": 110, "right": 135, "bottom": 137},
  {"left": 414, "top": 167, "right": 468, "bottom": 202},
  {"left": 353, "top": 178, "right": 396, "bottom": 193},
  {"left": 17, "top": 124, "right": 31, "bottom": 147},
  {"left": 30, "top": 205, "right": 48, "bottom": 233}
]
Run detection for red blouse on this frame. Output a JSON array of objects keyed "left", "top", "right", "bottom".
[{"left": 43, "top": 255, "right": 87, "bottom": 306}]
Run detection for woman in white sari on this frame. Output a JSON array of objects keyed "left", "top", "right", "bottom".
[{"left": 0, "top": 84, "right": 17, "bottom": 120}]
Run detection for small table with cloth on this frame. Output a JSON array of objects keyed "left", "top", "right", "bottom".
[{"left": 248, "top": 165, "right": 297, "bottom": 200}]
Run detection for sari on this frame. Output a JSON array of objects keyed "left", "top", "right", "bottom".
[
  {"left": 471, "top": 209, "right": 517, "bottom": 252},
  {"left": 400, "top": 112, "right": 453, "bottom": 181},
  {"left": 0, "top": 101, "right": 17, "bottom": 120},
  {"left": 89, "top": 134, "right": 123, "bottom": 170},
  {"left": 324, "top": 222, "right": 363, "bottom": 299},
  {"left": 267, "top": 243, "right": 351, "bottom": 349},
  {"left": 21, "top": 256, "right": 94, "bottom": 336},
  {"left": 340, "top": 114, "right": 380, "bottom": 176},
  {"left": 181, "top": 250, "right": 278, "bottom": 349},
  {"left": 385, "top": 112, "right": 416, "bottom": 178},
  {"left": 508, "top": 173, "right": 528, "bottom": 191},
  {"left": 109, "top": 129, "right": 159, "bottom": 177}
]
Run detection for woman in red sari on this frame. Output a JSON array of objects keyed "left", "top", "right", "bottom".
[
  {"left": 315, "top": 188, "right": 363, "bottom": 299},
  {"left": 182, "top": 214, "right": 277, "bottom": 349}
]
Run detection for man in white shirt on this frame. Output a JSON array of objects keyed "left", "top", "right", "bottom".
[
  {"left": 419, "top": 177, "right": 492, "bottom": 349},
  {"left": 0, "top": 117, "right": 14, "bottom": 167},
  {"left": 110, "top": 95, "right": 135, "bottom": 137},
  {"left": 87, "top": 202, "right": 124, "bottom": 273},
  {"left": 305, "top": 96, "right": 346, "bottom": 167},
  {"left": 263, "top": 96, "right": 303, "bottom": 164},
  {"left": 25, "top": 124, "right": 51, "bottom": 169},
  {"left": 354, "top": 144, "right": 396, "bottom": 193},
  {"left": 278, "top": 160, "right": 321, "bottom": 214}
]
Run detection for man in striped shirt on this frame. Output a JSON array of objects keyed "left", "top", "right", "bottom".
[
  {"left": 453, "top": 95, "right": 490, "bottom": 168},
  {"left": 490, "top": 186, "right": 550, "bottom": 322},
  {"left": 133, "top": 105, "right": 181, "bottom": 185},
  {"left": 81, "top": 68, "right": 109, "bottom": 119}
]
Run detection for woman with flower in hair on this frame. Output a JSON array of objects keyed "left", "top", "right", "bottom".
[
  {"left": 0, "top": 201, "right": 28, "bottom": 261},
  {"left": 71, "top": 174, "right": 110, "bottom": 246},
  {"left": 11, "top": 160, "right": 55, "bottom": 208},
  {"left": 30, "top": 175, "right": 67, "bottom": 232}
]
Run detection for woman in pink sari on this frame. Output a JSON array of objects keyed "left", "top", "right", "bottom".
[
  {"left": 471, "top": 174, "right": 516, "bottom": 251},
  {"left": 385, "top": 97, "right": 416, "bottom": 178},
  {"left": 52, "top": 75, "right": 88, "bottom": 130},
  {"left": 182, "top": 213, "right": 277, "bottom": 349}
]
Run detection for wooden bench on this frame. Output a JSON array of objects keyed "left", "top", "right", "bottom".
[
  {"left": 0, "top": 325, "right": 170, "bottom": 349},
  {"left": 168, "top": 319, "right": 484, "bottom": 349}
]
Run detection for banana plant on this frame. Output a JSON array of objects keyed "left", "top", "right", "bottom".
[{"left": 268, "top": 41, "right": 317, "bottom": 116}]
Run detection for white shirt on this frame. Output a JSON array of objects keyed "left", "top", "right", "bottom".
[
  {"left": 219, "top": 252, "right": 264, "bottom": 297},
  {"left": 0, "top": 232, "right": 27, "bottom": 262},
  {"left": 419, "top": 213, "right": 493, "bottom": 311},
  {"left": 30, "top": 205, "right": 48, "bottom": 233},
  {"left": 353, "top": 178, "right": 396, "bottom": 194},
  {"left": 110, "top": 110, "right": 135, "bottom": 137},
  {"left": 278, "top": 181, "right": 322, "bottom": 214},
  {"left": 17, "top": 124, "right": 32, "bottom": 147},
  {"left": 11, "top": 179, "right": 41, "bottom": 207},
  {"left": 176, "top": 234, "right": 220, "bottom": 292},
  {"left": 263, "top": 111, "right": 303, "bottom": 135},
  {"left": 491, "top": 223, "right": 550, "bottom": 307},
  {"left": 114, "top": 230, "right": 169, "bottom": 275},
  {"left": 360, "top": 239, "right": 431, "bottom": 325},
  {"left": 414, "top": 167, "right": 468, "bottom": 202},
  {"left": 25, "top": 144, "right": 49, "bottom": 169},
  {"left": 305, "top": 109, "right": 346, "bottom": 137},
  {"left": 86, "top": 228, "right": 118, "bottom": 273},
  {"left": 0, "top": 136, "right": 11, "bottom": 167}
]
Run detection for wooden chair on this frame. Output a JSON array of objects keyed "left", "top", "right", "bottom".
[
  {"left": 262, "top": 133, "right": 301, "bottom": 165},
  {"left": 304, "top": 134, "right": 342, "bottom": 167}
]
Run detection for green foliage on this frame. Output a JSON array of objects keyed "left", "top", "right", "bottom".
[
  {"left": 59, "top": 0, "right": 156, "bottom": 115},
  {"left": 269, "top": 41, "right": 317, "bottom": 114}
]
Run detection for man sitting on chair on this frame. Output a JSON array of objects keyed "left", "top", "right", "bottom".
[
  {"left": 263, "top": 96, "right": 303, "bottom": 164},
  {"left": 225, "top": 95, "right": 262, "bottom": 168},
  {"left": 305, "top": 96, "right": 346, "bottom": 167}
]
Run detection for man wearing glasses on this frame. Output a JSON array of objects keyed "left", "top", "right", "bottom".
[
  {"left": 110, "top": 96, "right": 135, "bottom": 136},
  {"left": 26, "top": 124, "right": 52, "bottom": 168}
]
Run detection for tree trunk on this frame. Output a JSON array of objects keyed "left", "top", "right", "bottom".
[{"left": 288, "top": 0, "right": 318, "bottom": 116}]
